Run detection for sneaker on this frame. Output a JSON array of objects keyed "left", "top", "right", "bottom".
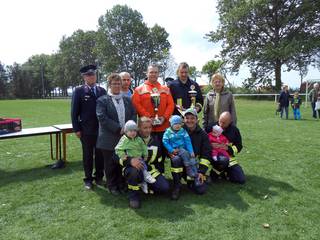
[
  {"left": 129, "top": 199, "right": 141, "bottom": 209},
  {"left": 84, "top": 181, "right": 93, "bottom": 190},
  {"left": 140, "top": 182, "right": 148, "bottom": 194},
  {"left": 143, "top": 171, "right": 156, "bottom": 184},
  {"left": 171, "top": 187, "right": 181, "bottom": 200},
  {"left": 194, "top": 175, "right": 202, "bottom": 187}
]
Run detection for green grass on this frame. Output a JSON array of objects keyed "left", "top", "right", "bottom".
[{"left": 0, "top": 99, "right": 319, "bottom": 240}]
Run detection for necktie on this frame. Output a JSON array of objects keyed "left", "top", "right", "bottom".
[
  {"left": 91, "top": 87, "right": 96, "bottom": 96},
  {"left": 214, "top": 92, "right": 221, "bottom": 121}
]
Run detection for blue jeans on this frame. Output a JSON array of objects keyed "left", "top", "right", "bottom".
[
  {"left": 293, "top": 108, "right": 301, "bottom": 120},
  {"left": 173, "top": 148, "right": 198, "bottom": 178}
]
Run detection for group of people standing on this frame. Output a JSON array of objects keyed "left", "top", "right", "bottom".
[
  {"left": 71, "top": 62, "right": 245, "bottom": 209},
  {"left": 278, "top": 83, "right": 320, "bottom": 120}
]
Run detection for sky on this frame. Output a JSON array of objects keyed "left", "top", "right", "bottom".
[{"left": 1, "top": 0, "right": 319, "bottom": 88}]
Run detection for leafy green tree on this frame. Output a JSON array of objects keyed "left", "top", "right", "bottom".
[
  {"left": 207, "top": 0, "right": 320, "bottom": 90},
  {"left": 0, "top": 62, "right": 8, "bottom": 98},
  {"left": 189, "top": 66, "right": 201, "bottom": 80},
  {"left": 97, "top": 5, "right": 171, "bottom": 87},
  {"left": 56, "top": 30, "right": 99, "bottom": 94},
  {"left": 202, "top": 59, "right": 223, "bottom": 78}
]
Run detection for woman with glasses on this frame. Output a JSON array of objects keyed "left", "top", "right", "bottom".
[{"left": 96, "top": 73, "right": 136, "bottom": 195}]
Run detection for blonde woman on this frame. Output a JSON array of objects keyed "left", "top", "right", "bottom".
[{"left": 203, "top": 73, "right": 237, "bottom": 131}]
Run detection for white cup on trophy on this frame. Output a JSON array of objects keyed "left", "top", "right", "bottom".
[
  {"left": 188, "top": 85, "right": 198, "bottom": 108},
  {"left": 151, "top": 88, "right": 162, "bottom": 125}
]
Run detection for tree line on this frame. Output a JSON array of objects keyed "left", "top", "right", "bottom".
[
  {"left": 0, "top": 5, "right": 173, "bottom": 99},
  {"left": 1, "top": 2, "right": 320, "bottom": 99}
]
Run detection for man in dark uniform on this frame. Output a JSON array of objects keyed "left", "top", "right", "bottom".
[
  {"left": 202, "top": 111, "right": 245, "bottom": 184},
  {"left": 169, "top": 62, "right": 203, "bottom": 116},
  {"left": 170, "top": 108, "right": 210, "bottom": 200},
  {"left": 71, "top": 64, "right": 107, "bottom": 190}
]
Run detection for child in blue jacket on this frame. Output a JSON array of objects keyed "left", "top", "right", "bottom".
[
  {"left": 162, "top": 115, "right": 200, "bottom": 185},
  {"left": 291, "top": 92, "right": 302, "bottom": 120}
]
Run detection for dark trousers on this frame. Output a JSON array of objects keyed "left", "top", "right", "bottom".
[
  {"left": 124, "top": 166, "right": 170, "bottom": 200},
  {"left": 311, "top": 102, "right": 320, "bottom": 118},
  {"left": 170, "top": 156, "right": 207, "bottom": 195},
  {"left": 211, "top": 164, "right": 246, "bottom": 184},
  {"left": 151, "top": 131, "right": 166, "bottom": 173},
  {"left": 101, "top": 150, "right": 125, "bottom": 190},
  {"left": 80, "top": 134, "right": 104, "bottom": 183},
  {"left": 280, "top": 106, "right": 288, "bottom": 119}
]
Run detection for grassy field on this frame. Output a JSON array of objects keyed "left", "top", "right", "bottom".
[{"left": 0, "top": 99, "right": 319, "bottom": 240}]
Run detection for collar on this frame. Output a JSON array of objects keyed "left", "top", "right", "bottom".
[
  {"left": 145, "top": 80, "right": 161, "bottom": 88},
  {"left": 178, "top": 77, "right": 191, "bottom": 85}
]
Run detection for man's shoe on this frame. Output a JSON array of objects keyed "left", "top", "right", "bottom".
[
  {"left": 171, "top": 187, "right": 181, "bottom": 200},
  {"left": 84, "top": 182, "right": 93, "bottom": 190},
  {"left": 129, "top": 199, "right": 141, "bottom": 209},
  {"left": 109, "top": 188, "right": 121, "bottom": 196}
]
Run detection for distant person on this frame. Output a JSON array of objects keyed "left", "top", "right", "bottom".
[
  {"left": 96, "top": 73, "right": 136, "bottom": 195},
  {"left": 203, "top": 73, "right": 237, "bottom": 131},
  {"left": 119, "top": 72, "right": 133, "bottom": 97},
  {"left": 71, "top": 64, "right": 106, "bottom": 190},
  {"left": 169, "top": 62, "right": 203, "bottom": 115},
  {"left": 291, "top": 92, "right": 302, "bottom": 120},
  {"left": 315, "top": 90, "right": 320, "bottom": 118},
  {"left": 308, "top": 83, "right": 320, "bottom": 119},
  {"left": 278, "top": 85, "right": 291, "bottom": 119},
  {"left": 132, "top": 64, "right": 175, "bottom": 173}
]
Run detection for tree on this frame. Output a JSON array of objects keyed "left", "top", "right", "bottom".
[
  {"left": 202, "top": 59, "right": 223, "bottom": 78},
  {"left": 189, "top": 66, "right": 201, "bottom": 80},
  {"left": 0, "top": 62, "right": 8, "bottom": 98},
  {"left": 207, "top": 0, "right": 320, "bottom": 90},
  {"left": 97, "top": 5, "right": 171, "bottom": 87},
  {"left": 56, "top": 30, "right": 99, "bottom": 94}
]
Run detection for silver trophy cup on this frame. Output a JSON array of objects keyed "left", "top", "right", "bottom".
[{"left": 151, "top": 92, "right": 162, "bottom": 125}]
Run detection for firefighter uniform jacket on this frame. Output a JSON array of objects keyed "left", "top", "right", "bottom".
[
  {"left": 169, "top": 78, "right": 203, "bottom": 115},
  {"left": 200, "top": 122, "right": 243, "bottom": 173},
  {"left": 132, "top": 80, "right": 175, "bottom": 132},
  {"left": 183, "top": 125, "right": 212, "bottom": 174}
]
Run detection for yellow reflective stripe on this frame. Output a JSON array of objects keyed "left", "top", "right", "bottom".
[
  {"left": 149, "top": 167, "right": 160, "bottom": 178},
  {"left": 231, "top": 145, "right": 238, "bottom": 154},
  {"left": 171, "top": 167, "right": 183, "bottom": 173},
  {"left": 186, "top": 176, "right": 193, "bottom": 180},
  {"left": 211, "top": 167, "right": 221, "bottom": 175},
  {"left": 199, "top": 158, "right": 210, "bottom": 168},
  {"left": 228, "top": 157, "right": 238, "bottom": 167},
  {"left": 177, "top": 98, "right": 182, "bottom": 108},
  {"left": 128, "top": 184, "right": 140, "bottom": 191},
  {"left": 148, "top": 146, "right": 158, "bottom": 163},
  {"left": 119, "top": 158, "right": 124, "bottom": 166}
]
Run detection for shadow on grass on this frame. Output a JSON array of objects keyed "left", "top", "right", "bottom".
[
  {"left": 94, "top": 174, "right": 297, "bottom": 221},
  {"left": 0, "top": 160, "right": 83, "bottom": 187}
]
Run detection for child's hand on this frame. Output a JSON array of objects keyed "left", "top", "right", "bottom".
[
  {"left": 172, "top": 149, "right": 179, "bottom": 155},
  {"left": 190, "top": 153, "right": 195, "bottom": 158}
]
